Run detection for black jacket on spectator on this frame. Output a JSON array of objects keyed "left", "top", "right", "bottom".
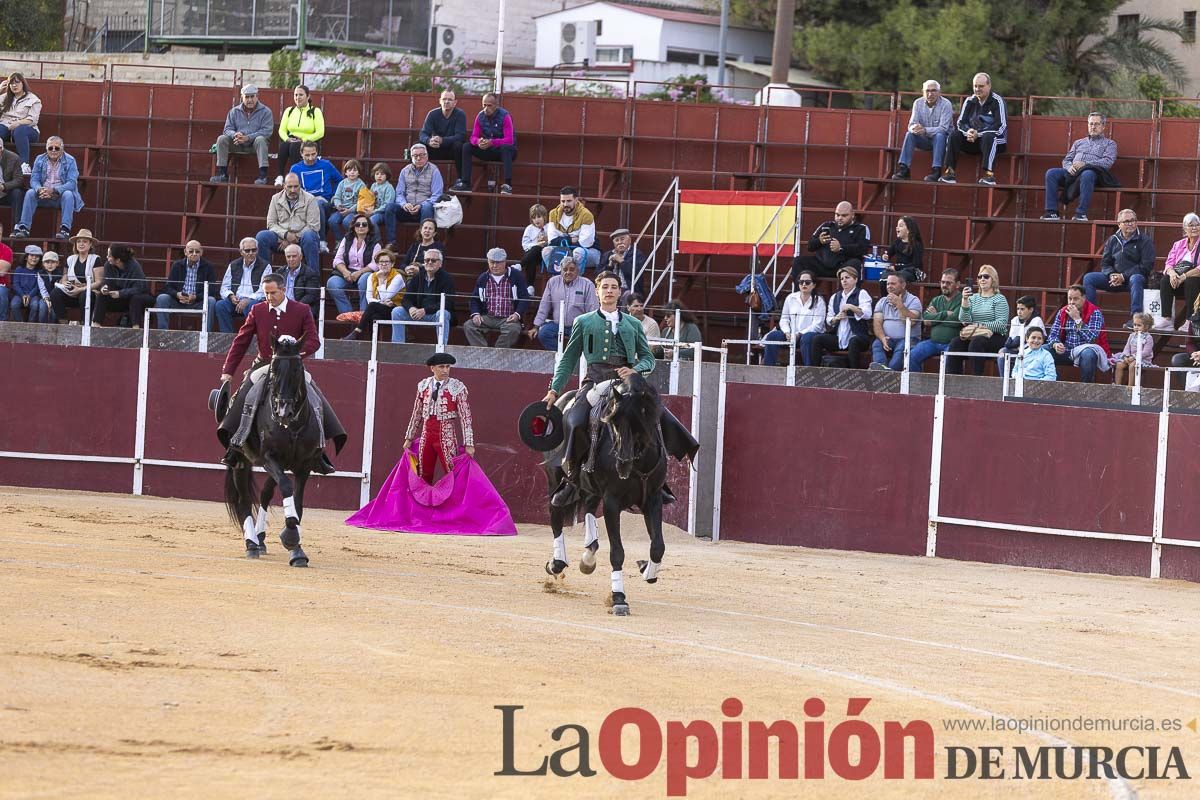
[
  {"left": 404, "top": 241, "right": 445, "bottom": 267},
  {"left": 419, "top": 107, "right": 468, "bottom": 148},
  {"left": 1100, "top": 229, "right": 1156, "bottom": 281},
  {"left": 469, "top": 266, "right": 532, "bottom": 316},
  {"left": 601, "top": 247, "right": 647, "bottom": 296},
  {"left": 102, "top": 259, "right": 149, "bottom": 297},
  {"left": 807, "top": 219, "right": 870, "bottom": 272},
  {"left": 1064, "top": 166, "right": 1120, "bottom": 203},
  {"left": 164, "top": 257, "right": 218, "bottom": 297},
  {"left": 0, "top": 149, "right": 21, "bottom": 201},
  {"left": 403, "top": 268, "right": 457, "bottom": 320},
  {"left": 287, "top": 266, "right": 321, "bottom": 310}
]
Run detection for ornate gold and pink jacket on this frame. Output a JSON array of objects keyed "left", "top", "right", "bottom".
[{"left": 404, "top": 376, "right": 475, "bottom": 456}]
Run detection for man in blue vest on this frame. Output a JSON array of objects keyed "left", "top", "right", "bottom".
[{"left": 450, "top": 93, "right": 517, "bottom": 195}]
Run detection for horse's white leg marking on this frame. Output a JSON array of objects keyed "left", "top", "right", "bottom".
[
  {"left": 611, "top": 570, "right": 624, "bottom": 595},
  {"left": 242, "top": 516, "right": 257, "bottom": 543},
  {"left": 583, "top": 513, "right": 598, "bottom": 548},
  {"left": 642, "top": 560, "right": 660, "bottom": 581},
  {"left": 283, "top": 496, "right": 298, "bottom": 521},
  {"left": 254, "top": 505, "right": 269, "bottom": 536},
  {"left": 553, "top": 534, "right": 567, "bottom": 564}
]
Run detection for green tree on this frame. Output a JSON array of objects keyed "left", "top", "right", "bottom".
[
  {"left": 0, "top": 0, "right": 62, "bottom": 50},
  {"left": 1054, "top": 15, "right": 1190, "bottom": 96}
]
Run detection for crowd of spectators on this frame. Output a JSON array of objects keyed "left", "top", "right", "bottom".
[{"left": 1, "top": 76, "right": 1196, "bottom": 390}]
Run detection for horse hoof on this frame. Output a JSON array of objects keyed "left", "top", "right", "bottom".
[
  {"left": 245, "top": 542, "right": 261, "bottom": 559},
  {"left": 637, "top": 559, "right": 658, "bottom": 584},
  {"left": 544, "top": 559, "right": 568, "bottom": 576},
  {"left": 257, "top": 533, "right": 267, "bottom": 554},
  {"left": 280, "top": 527, "right": 300, "bottom": 551},
  {"left": 612, "top": 604, "right": 630, "bottom": 617},
  {"left": 289, "top": 547, "right": 309, "bottom": 567},
  {"left": 579, "top": 545, "right": 597, "bottom": 575}
]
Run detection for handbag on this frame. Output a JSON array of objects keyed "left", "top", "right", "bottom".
[
  {"left": 433, "top": 195, "right": 463, "bottom": 229},
  {"left": 959, "top": 323, "right": 994, "bottom": 340},
  {"left": 542, "top": 237, "right": 574, "bottom": 274},
  {"left": 355, "top": 186, "right": 376, "bottom": 214},
  {"left": 336, "top": 310, "right": 363, "bottom": 323}
]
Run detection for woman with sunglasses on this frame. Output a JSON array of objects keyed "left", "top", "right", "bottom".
[
  {"left": 945, "top": 264, "right": 1010, "bottom": 376},
  {"left": 762, "top": 270, "right": 826, "bottom": 366},
  {"left": 326, "top": 212, "right": 382, "bottom": 315}
]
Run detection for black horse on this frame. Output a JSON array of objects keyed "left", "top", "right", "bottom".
[
  {"left": 223, "top": 335, "right": 324, "bottom": 567},
  {"left": 543, "top": 373, "right": 680, "bottom": 616}
]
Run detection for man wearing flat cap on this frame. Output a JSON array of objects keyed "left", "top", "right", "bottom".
[
  {"left": 211, "top": 84, "right": 274, "bottom": 185},
  {"left": 403, "top": 352, "right": 475, "bottom": 484},
  {"left": 601, "top": 227, "right": 646, "bottom": 296},
  {"left": 464, "top": 247, "right": 532, "bottom": 348}
]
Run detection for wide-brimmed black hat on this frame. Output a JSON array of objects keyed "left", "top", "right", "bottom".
[
  {"left": 518, "top": 401, "right": 565, "bottom": 451},
  {"left": 208, "top": 380, "right": 232, "bottom": 424},
  {"left": 426, "top": 352, "right": 457, "bottom": 366}
]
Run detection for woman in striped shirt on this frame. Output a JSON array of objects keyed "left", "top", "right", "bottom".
[{"left": 946, "top": 263, "right": 1010, "bottom": 376}]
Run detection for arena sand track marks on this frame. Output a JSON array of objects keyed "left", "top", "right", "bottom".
[{"left": 0, "top": 487, "right": 1197, "bottom": 799}]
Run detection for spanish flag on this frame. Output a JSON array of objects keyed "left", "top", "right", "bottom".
[{"left": 678, "top": 190, "right": 798, "bottom": 256}]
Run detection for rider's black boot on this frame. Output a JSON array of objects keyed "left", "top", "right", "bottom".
[
  {"left": 221, "top": 446, "right": 242, "bottom": 468},
  {"left": 312, "top": 452, "right": 336, "bottom": 475},
  {"left": 551, "top": 478, "right": 579, "bottom": 507},
  {"left": 661, "top": 483, "right": 677, "bottom": 505}
]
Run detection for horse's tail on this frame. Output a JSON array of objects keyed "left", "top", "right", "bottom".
[{"left": 224, "top": 460, "right": 258, "bottom": 528}]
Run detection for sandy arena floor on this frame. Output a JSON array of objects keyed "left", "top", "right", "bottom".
[{"left": 0, "top": 486, "right": 1197, "bottom": 799}]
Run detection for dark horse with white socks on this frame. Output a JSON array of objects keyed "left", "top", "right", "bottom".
[
  {"left": 543, "top": 372, "right": 681, "bottom": 616},
  {"left": 223, "top": 335, "right": 323, "bottom": 567}
]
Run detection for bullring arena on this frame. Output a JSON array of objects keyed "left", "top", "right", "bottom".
[
  {"left": 3, "top": 486, "right": 1199, "bottom": 799},
  {"left": 5, "top": 60, "right": 1200, "bottom": 799}
]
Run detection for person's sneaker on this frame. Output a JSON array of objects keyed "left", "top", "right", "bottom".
[
  {"left": 12, "top": 224, "right": 29, "bottom": 237},
  {"left": 1152, "top": 316, "right": 1174, "bottom": 331},
  {"left": 1040, "top": 211, "right": 1061, "bottom": 220},
  {"left": 450, "top": 180, "right": 469, "bottom": 193},
  {"left": 868, "top": 362, "right": 892, "bottom": 371},
  {"left": 890, "top": 165, "right": 911, "bottom": 180},
  {"left": 254, "top": 175, "right": 268, "bottom": 185},
  {"left": 923, "top": 170, "right": 940, "bottom": 182},
  {"left": 273, "top": 175, "right": 284, "bottom": 186},
  {"left": 499, "top": 183, "right": 512, "bottom": 195},
  {"left": 56, "top": 226, "right": 70, "bottom": 240},
  {"left": 978, "top": 171, "right": 997, "bottom": 186},
  {"left": 209, "top": 172, "right": 228, "bottom": 183},
  {"left": 319, "top": 241, "right": 329, "bottom": 254},
  {"left": 1072, "top": 213, "right": 1088, "bottom": 221},
  {"left": 1179, "top": 320, "right": 1191, "bottom": 334},
  {"left": 938, "top": 169, "right": 957, "bottom": 184},
  {"left": 20, "top": 162, "right": 30, "bottom": 176},
  {"left": 1122, "top": 320, "right": 1136, "bottom": 330}
]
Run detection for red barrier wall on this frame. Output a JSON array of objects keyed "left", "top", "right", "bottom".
[
  {"left": 718, "top": 382, "right": 1192, "bottom": 580},
  {"left": 718, "top": 384, "right": 933, "bottom": 555},
  {"left": 0, "top": 344, "right": 692, "bottom": 531}
]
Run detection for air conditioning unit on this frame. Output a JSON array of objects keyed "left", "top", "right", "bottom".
[
  {"left": 559, "top": 20, "right": 598, "bottom": 65},
  {"left": 430, "top": 25, "right": 463, "bottom": 63}
]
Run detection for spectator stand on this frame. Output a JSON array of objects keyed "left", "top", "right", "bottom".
[{"left": 630, "top": 176, "right": 680, "bottom": 305}]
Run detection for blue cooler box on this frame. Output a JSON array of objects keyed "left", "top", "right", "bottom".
[{"left": 862, "top": 257, "right": 888, "bottom": 281}]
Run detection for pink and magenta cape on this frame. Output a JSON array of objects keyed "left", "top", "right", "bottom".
[{"left": 346, "top": 446, "right": 517, "bottom": 536}]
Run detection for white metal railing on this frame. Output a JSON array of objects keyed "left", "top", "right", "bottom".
[
  {"left": 745, "top": 179, "right": 802, "bottom": 350},
  {"left": 632, "top": 177, "right": 679, "bottom": 304}
]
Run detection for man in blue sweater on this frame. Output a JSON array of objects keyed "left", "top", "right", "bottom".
[
  {"left": 289, "top": 140, "right": 342, "bottom": 252},
  {"left": 419, "top": 90, "right": 468, "bottom": 165}
]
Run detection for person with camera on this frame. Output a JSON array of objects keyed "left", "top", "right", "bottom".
[{"left": 789, "top": 201, "right": 870, "bottom": 283}]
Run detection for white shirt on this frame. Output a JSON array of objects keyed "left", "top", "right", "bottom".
[
  {"left": 778, "top": 292, "right": 827, "bottom": 337},
  {"left": 546, "top": 211, "right": 596, "bottom": 249},
  {"left": 600, "top": 307, "right": 620, "bottom": 333},
  {"left": 826, "top": 288, "right": 872, "bottom": 349}
]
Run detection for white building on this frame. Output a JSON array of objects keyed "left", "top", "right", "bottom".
[
  {"left": 532, "top": 1, "right": 773, "bottom": 76},
  {"left": 1110, "top": 0, "right": 1199, "bottom": 94}
]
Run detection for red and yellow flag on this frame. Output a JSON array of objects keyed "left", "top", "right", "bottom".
[{"left": 678, "top": 190, "right": 798, "bottom": 256}]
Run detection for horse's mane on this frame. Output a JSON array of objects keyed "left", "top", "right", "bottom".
[{"left": 605, "top": 373, "right": 663, "bottom": 478}]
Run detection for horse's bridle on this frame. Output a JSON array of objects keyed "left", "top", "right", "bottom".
[
  {"left": 604, "top": 387, "right": 663, "bottom": 481},
  {"left": 268, "top": 352, "right": 307, "bottom": 430}
]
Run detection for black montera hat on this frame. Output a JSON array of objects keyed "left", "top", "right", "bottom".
[{"left": 426, "top": 352, "right": 457, "bottom": 366}]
